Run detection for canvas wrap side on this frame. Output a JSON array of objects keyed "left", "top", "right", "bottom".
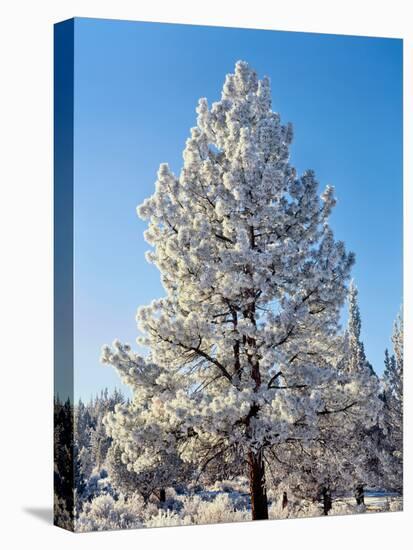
[{"left": 54, "top": 18, "right": 75, "bottom": 532}]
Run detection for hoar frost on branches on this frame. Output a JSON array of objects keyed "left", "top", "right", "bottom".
[
  {"left": 102, "top": 61, "right": 381, "bottom": 520},
  {"left": 264, "top": 282, "right": 382, "bottom": 514},
  {"left": 382, "top": 311, "right": 403, "bottom": 493},
  {"left": 331, "top": 282, "right": 382, "bottom": 505}
]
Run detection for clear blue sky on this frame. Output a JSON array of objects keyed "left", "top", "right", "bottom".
[{"left": 73, "top": 18, "right": 402, "bottom": 400}]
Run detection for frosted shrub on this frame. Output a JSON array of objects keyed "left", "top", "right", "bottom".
[
  {"left": 269, "top": 498, "right": 321, "bottom": 520},
  {"left": 389, "top": 498, "right": 403, "bottom": 512},
  {"left": 145, "top": 509, "right": 191, "bottom": 528},
  {"left": 130, "top": 496, "right": 158, "bottom": 522},
  {"left": 268, "top": 500, "right": 287, "bottom": 520},
  {"left": 193, "top": 494, "right": 250, "bottom": 525},
  {"left": 329, "top": 500, "right": 357, "bottom": 516},
  {"left": 294, "top": 501, "right": 322, "bottom": 519},
  {"left": 76, "top": 494, "right": 143, "bottom": 532},
  {"left": 179, "top": 494, "right": 203, "bottom": 518}
]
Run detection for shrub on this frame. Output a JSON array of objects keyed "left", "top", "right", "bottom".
[
  {"left": 389, "top": 498, "right": 403, "bottom": 512},
  {"left": 76, "top": 494, "right": 143, "bottom": 532},
  {"left": 145, "top": 509, "right": 191, "bottom": 528},
  {"left": 192, "top": 493, "right": 250, "bottom": 525}
]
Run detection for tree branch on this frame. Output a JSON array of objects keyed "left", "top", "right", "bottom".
[{"left": 317, "top": 402, "right": 357, "bottom": 415}]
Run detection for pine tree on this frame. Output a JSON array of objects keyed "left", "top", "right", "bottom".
[
  {"left": 106, "top": 443, "right": 139, "bottom": 497},
  {"left": 345, "top": 281, "right": 374, "bottom": 375},
  {"left": 54, "top": 397, "right": 75, "bottom": 527},
  {"left": 339, "top": 282, "right": 381, "bottom": 504},
  {"left": 102, "top": 61, "right": 379, "bottom": 520},
  {"left": 74, "top": 444, "right": 87, "bottom": 513},
  {"left": 89, "top": 420, "right": 110, "bottom": 472},
  {"left": 382, "top": 310, "right": 403, "bottom": 493},
  {"left": 105, "top": 441, "right": 189, "bottom": 503}
]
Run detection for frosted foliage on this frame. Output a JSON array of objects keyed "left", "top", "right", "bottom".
[
  {"left": 385, "top": 313, "right": 403, "bottom": 408},
  {"left": 382, "top": 311, "right": 403, "bottom": 491},
  {"left": 346, "top": 282, "right": 367, "bottom": 372},
  {"left": 76, "top": 494, "right": 144, "bottom": 532},
  {"left": 145, "top": 493, "right": 250, "bottom": 526},
  {"left": 269, "top": 498, "right": 322, "bottom": 520},
  {"left": 333, "top": 282, "right": 383, "bottom": 490},
  {"left": 187, "top": 493, "right": 250, "bottom": 524},
  {"left": 341, "top": 282, "right": 375, "bottom": 378},
  {"left": 106, "top": 444, "right": 146, "bottom": 498},
  {"left": 389, "top": 498, "right": 403, "bottom": 512},
  {"left": 329, "top": 501, "right": 361, "bottom": 516},
  {"left": 145, "top": 509, "right": 191, "bottom": 528},
  {"left": 101, "top": 62, "right": 380, "bottom": 488}
]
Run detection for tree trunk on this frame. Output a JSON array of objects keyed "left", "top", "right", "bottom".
[
  {"left": 321, "top": 487, "right": 332, "bottom": 516},
  {"left": 248, "top": 449, "right": 268, "bottom": 520},
  {"left": 159, "top": 488, "right": 166, "bottom": 503},
  {"left": 355, "top": 485, "right": 364, "bottom": 506},
  {"left": 282, "top": 491, "right": 288, "bottom": 509}
]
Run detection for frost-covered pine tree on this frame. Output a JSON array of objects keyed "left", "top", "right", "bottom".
[
  {"left": 265, "top": 437, "right": 342, "bottom": 515},
  {"left": 105, "top": 437, "right": 190, "bottom": 503},
  {"left": 102, "top": 61, "right": 379, "bottom": 520},
  {"left": 382, "top": 311, "right": 403, "bottom": 493},
  {"left": 343, "top": 281, "right": 374, "bottom": 375},
  {"left": 90, "top": 420, "right": 111, "bottom": 472},
  {"left": 106, "top": 443, "right": 139, "bottom": 498},
  {"left": 75, "top": 400, "right": 92, "bottom": 450},
  {"left": 384, "top": 313, "right": 403, "bottom": 408},
  {"left": 338, "top": 282, "right": 381, "bottom": 504}
]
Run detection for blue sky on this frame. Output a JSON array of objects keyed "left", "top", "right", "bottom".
[{"left": 73, "top": 18, "right": 402, "bottom": 400}]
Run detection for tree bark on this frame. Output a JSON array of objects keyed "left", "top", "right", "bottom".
[
  {"left": 321, "top": 487, "right": 332, "bottom": 516},
  {"left": 355, "top": 485, "right": 365, "bottom": 506},
  {"left": 248, "top": 449, "right": 269, "bottom": 520},
  {"left": 282, "top": 491, "right": 288, "bottom": 509}
]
